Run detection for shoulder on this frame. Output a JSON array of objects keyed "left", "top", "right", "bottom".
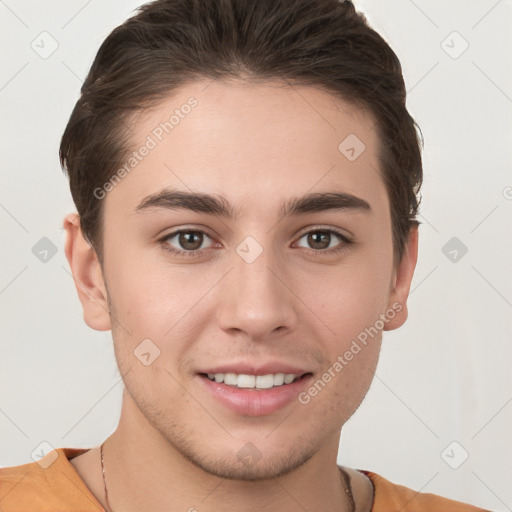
[
  {"left": 361, "top": 470, "right": 492, "bottom": 511},
  {"left": 0, "top": 447, "right": 104, "bottom": 512}
]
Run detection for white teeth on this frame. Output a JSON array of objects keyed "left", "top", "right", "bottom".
[
  {"left": 237, "top": 374, "right": 256, "bottom": 388},
  {"left": 224, "top": 373, "right": 238, "bottom": 386},
  {"left": 255, "top": 374, "right": 274, "bottom": 389},
  {"left": 284, "top": 374, "right": 296, "bottom": 384},
  {"left": 205, "top": 372, "right": 300, "bottom": 389},
  {"left": 273, "top": 373, "right": 285, "bottom": 386}
]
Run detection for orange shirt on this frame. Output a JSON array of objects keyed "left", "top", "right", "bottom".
[{"left": 0, "top": 447, "right": 490, "bottom": 511}]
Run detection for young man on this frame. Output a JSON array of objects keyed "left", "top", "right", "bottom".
[{"left": 0, "top": 0, "right": 490, "bottom": 510}]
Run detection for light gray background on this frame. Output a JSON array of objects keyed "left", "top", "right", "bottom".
[{"left": 1, "top": 1, "right": 511, "bottom": 510}]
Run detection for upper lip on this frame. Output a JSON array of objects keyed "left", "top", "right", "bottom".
[{"left": 199, "top": 362, "right": 310, "bottom": 377}]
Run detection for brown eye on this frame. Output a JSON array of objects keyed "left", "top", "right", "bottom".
[
  {"left": 160, "top": 229, "right": 214, "bottom": 257},
  {"left": 177, "top": 231, "right": 204, "bottom": 251},
  {"left": 296, "top": 229, "right": 350, "bottom": 253},
  {"left": 306, "top": 231, "right": 332, "bottom": 250}
]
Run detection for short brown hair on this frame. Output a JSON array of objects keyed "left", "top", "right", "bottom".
[{"left": 59, "top": 0, "right": 423, "bottom": 266}]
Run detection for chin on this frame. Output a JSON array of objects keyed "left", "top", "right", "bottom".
[
  {"left": 167, "top": 430, "right": 317, "bottom": 481},
  {"left": 191, "top": 449, "right": 314, "bottom": 482}
]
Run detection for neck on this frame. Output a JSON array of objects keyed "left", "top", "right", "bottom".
[{"left": 101, "top": 391, "right": 354, "bottom": 512}]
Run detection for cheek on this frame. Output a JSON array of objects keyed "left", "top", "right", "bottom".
[
  {"left": 310, "top": 261, "right": 392, "bottom": 336},
  {"left": 305, "top": 251, "right": 391, "bottom": 390},
  {"left": 104, "top": 275, "right": 180, "bottom": 374},
  {"left": 106, "top": 259, "right": 219, "bottom": 382},
  {"left": 107, "top": 252, "right": 199, "bottom": 331}
]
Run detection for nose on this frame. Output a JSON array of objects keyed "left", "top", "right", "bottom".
[{"left": 215, "top": 241, "right": 298, "bottom": 341}]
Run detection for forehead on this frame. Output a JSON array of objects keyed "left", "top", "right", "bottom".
[{"left": 105, "top": 78, "right": 386, "bottom": 217}]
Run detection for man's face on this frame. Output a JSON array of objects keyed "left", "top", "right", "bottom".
[{"left": 95, "top": 79, "right": 410, "bottom": 479}]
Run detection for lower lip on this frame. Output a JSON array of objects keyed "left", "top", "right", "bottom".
[{"left": 198, "top": 374, "right": 313, "bottom": 417}]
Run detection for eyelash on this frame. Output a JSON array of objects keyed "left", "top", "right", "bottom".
[{"left": 157, "top": 227, "right": 353, "bottom": 259}]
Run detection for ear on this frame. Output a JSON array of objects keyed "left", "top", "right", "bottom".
[
  {"left": 384, "top": 224, "right": 419, "bottom": 331},
  {"left": 62, "top": 212, "right": 111, "bottom": 331}
]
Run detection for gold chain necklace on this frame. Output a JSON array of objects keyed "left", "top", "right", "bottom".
[{"left": 100, "top": 441, "right": 355, "bottom": 512}]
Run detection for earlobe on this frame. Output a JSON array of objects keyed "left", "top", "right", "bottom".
[
  {"left": 63, "top": 213, "right": 112, "bottom": 332},
  {"left": 384, "top": 224, "right": 419, "bottom": 331}
]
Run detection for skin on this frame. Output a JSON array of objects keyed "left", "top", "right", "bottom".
[{"left": 64, "top": 78, "right": 418, "bottom": 512}]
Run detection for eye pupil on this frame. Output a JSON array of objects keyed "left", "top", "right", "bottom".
[{"left": 308, "top": 231, "right": 330, "bottom": 250}]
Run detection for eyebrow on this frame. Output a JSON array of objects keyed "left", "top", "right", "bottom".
[{"left": 133, "top": 188, "right": 371, "bottom": 219}]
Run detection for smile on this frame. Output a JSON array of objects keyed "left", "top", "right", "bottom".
[{"left": 198, "top": 372, "right": 313, "bottom": 416}]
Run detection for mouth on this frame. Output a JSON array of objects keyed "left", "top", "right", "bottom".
[{"left": 197, "top": 371, "right": 314, "bottom": 416}]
